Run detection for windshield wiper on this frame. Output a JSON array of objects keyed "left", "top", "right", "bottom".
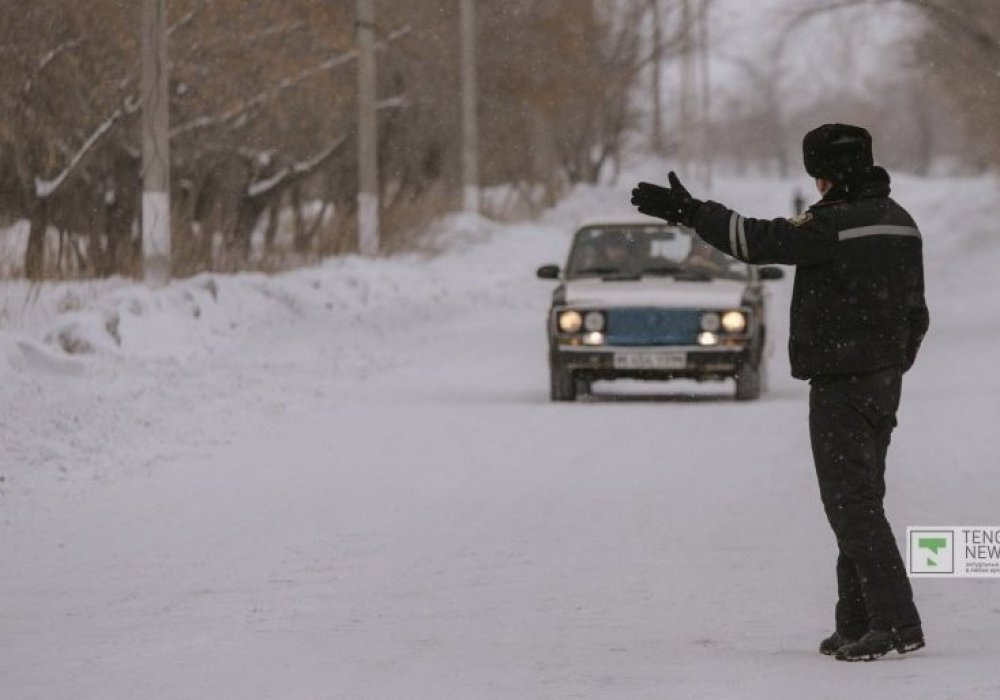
[
  {"left": 572, "top": 266, "right": 641, "bottom": 280},
  {"left": 642, "top": 263, "right": 714, "bottom": 281},
  {"left": 573, "top": 266, "right": 624, "bottom": 276},
  {"left": 674, "top": 268, "right": 713, "bottom": 281},
  {"left": 640, "top": 263, "right": 684, "bottom": 276}
]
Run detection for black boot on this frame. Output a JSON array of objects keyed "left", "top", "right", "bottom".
[
  {"left": 819, "top": 631, "right": 857, "bottom": 656},
  {"left": 834, "top": 626, "right": 925, "bottom": 661},
  {"left": 894, "top": 625, "right": 926, "bottom": 654}
]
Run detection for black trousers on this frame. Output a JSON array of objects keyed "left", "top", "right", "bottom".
[{"left": 809, "top": 367, "right": 920, "bottom": 635}]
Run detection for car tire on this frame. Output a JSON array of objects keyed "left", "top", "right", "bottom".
[
  {"left": 735, "top": 361, "right": 763, "bottom": 401},
  {"left": 550, "top": 365, "right": 577, "bottom": 402}
]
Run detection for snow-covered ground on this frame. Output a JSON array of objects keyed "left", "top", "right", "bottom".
[{"left": 1, "top": 168, "right": 999, "bottom": 699}]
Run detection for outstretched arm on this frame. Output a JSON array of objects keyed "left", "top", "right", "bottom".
[
  {"left": 692, "top": 201, "right": 838, "bottom": 267},
  {"left": 632, "top": 172, "right": 838, "bottom": 266}
]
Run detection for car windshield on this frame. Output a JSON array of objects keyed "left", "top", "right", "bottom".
[{"left": 564, "top": 224, "right": 748, "bottom": 281}]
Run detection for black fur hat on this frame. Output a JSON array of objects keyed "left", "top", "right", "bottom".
[{"left": 802, "top": 123, "right": 874, "bottom": 182}]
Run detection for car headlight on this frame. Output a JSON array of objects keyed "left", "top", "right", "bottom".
[
  {"left": 721, "top": 310, "right": 747, "bottom": 333},
  {"left": 700, "top": 312, "right": 721, "bottom": 332},
  {"left": 583, "top": 311, "right": 605, "bottom": 332},
  {"left": 558, "top": 310, "right": 583, "bottom": 333}
]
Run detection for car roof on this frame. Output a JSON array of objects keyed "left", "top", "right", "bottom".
[{"left": 575, "top": 218, "right": 687, "bottom": 231}]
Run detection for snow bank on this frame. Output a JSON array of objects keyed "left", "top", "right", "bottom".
[
  {"left": 0, "top": 212, "right": 525, "bottom": 373},
  {"left": 0, "top": 334, "right": 83, "bottom": 376}
]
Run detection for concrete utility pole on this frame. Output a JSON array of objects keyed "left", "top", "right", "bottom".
[
  {"left": 699, "top": 0, "right": 713, "bottom": 191},
  {"left": 141, "top": 0, "right": 171, "bottom": 286},
  {"left": 459, "top": 0, "right": 479, "bottom": 213},
  {"left": 356, "top": 0, "right": 379, "bottom": 256},
  {"left": 678, "top": 0, "right": 697, "bottom": 176},
  {"left": 650, "top": 0, "right": 664, "bottom": 155}
]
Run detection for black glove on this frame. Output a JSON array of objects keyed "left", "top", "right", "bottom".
[{"left": 630, "top": 171, "right": 703, "bottom": 226}]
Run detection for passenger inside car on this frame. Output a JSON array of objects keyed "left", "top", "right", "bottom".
[{"left": 571, "top": 232, "right": 635, "bottom": 273}]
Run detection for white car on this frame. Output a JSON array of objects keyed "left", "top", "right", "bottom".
[{"left": 537, "top": 220, "right": 784, "bottom": 401}]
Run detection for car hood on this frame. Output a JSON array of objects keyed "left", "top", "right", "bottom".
[{"left": 564, "top": 277, "right": 747, "bottom": 309}]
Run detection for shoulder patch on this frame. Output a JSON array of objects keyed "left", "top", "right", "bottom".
[{"left": 788, "top": 211, "right": 813, "bottom": 227}]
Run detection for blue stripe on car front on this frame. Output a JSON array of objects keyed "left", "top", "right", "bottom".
[{"left": 605, "top": 307, "right": 701, "bottom": 346}]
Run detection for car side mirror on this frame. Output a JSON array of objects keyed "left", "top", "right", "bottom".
[
  {"left": 536, "top": 264, "right": 560, "bottom": 280},
  {"left": 759, "top": 266, "right": 785, "bottom": 281}
]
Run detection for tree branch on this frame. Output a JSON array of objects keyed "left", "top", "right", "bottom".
[
  {"left": 34, "top": 107, "right": 124, "bottom": 200},
  {"left": 192, "top": 20, "right": 307, "bottom": 52},
  {"left": 167, "top": 3, "right": 200, "bottom": 37},
  {"left": 375, "top": 94, "right": 408, "bottom": 110},
  {"left": 791, "top": 0, "right": 999, "bottom": 59},
  {"left": 896, "top": 0, "right": 1000, "bottom": 58},
  {"left": 23, "top": 38, "right": 83, "bottom": 96},
  {"left": 246, "top": 135, "right": 347, "bottom": 199},
  {"left": 170, "top": 24, "right": 411, "bottom": 140}
]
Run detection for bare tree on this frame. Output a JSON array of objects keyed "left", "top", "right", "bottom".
[
  {"left": 793, "top": 0, "right": 1000, "bottom": 167},
  {"left": 0, "top": 0, "right": 662, "bottom": 279}
]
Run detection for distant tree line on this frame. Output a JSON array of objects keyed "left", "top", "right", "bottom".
[
  {"left": 0, "top": 0, "right": 676, "bottom": 280},
  {"left": 908, "top": 0, "right": 1000, "bottom": 167},
  {"left": 706, "top": 0, "right": 1000, "bottom": 178}
]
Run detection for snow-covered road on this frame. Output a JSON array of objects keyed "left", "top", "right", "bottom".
[{"left": 2, "top": 174, "right": 999, "bottom": 699}]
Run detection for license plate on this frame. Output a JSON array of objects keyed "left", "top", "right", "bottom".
[{"left": 613, "top": 351, "right": 687, "bottom": 370}]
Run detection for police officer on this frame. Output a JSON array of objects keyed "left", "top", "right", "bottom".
[{"left": 631, "top": 124, "right": 928, "bottom": 661}]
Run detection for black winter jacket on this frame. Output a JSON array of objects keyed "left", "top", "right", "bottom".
[{"left": 691, "top": 169, "right": 929, "bottom": 379}]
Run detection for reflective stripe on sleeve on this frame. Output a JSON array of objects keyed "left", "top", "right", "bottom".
[
  {"left": 737, "top": 215, "right": 749, "bottom": 260},
  {"left": 728, "top": 213, "right": 739, "bottom": 257},
  {"left": 838, "top": 225, "right": 921, "bottom": 241}
]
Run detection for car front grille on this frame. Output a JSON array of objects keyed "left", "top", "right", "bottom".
[{"left": 604, "top": 307, "right": 701, "bottom": 346}]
